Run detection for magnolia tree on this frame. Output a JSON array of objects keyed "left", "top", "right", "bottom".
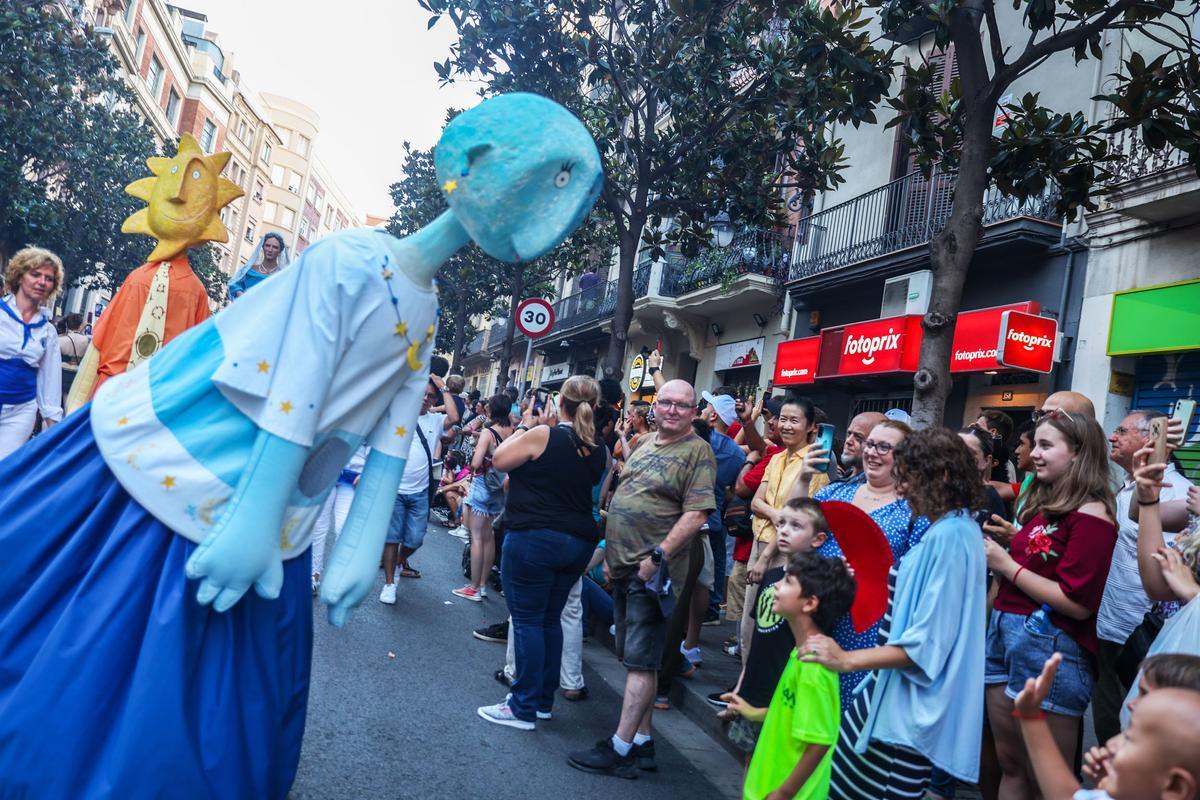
[
  {"left": 868, "top": 0, "right": 1200, "bottom": 425},
  {"left": 426, "top": 0, "right": 893, "bottom": 379}
]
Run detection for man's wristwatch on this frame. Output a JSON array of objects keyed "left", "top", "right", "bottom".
[
  {"left": 650, "top": 546, "right": 665, "bottom": 565},
  {"left": 648, "top": 366, "right": 660, "bottom": 375}
]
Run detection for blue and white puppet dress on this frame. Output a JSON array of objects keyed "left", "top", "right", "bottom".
[
  {"left": 0, "top": 294, "right": 61, "bottom": 459},
  {"left": 0, "top": 229, "right": 437, "bottom": 799}
]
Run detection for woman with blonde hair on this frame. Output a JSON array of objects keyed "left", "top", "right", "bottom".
[
  {"left": 476, "top": 374, "right": 610, "bottom": 730},
  {"left": 0, "top": 247, "right": 65, "bottom": 459},
  {"left": 982, "top": 409, "right": 1117, "bottom": 798}
]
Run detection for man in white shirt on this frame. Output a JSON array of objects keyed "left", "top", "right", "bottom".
[
  {"left": 380, "top": 372, "right": 459, "bottom": 605},
  {"left": 1093, "top": 410, "right": 1194, "bottom": 742}
]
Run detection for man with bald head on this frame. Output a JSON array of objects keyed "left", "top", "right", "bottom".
[
  {"left": 570, "top": 378, "right": 716, "bottom": 778},
  {"left": 839, "top": 411, "right": 885, "bottom": 481},
  {"left": 1039, "top": 390, "right": 1097, "bottom": 419}
]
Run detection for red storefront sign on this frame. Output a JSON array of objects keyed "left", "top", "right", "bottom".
[
  {"left": 773, "top": 336, "right": 820, "bottom": 385},
  {"left": 950, "top": 301, "right": 1039, "bottom": 372},
  {"left": 997, "top": 310, "right": 1058, "bottom": 373},
  {"left": 832, "top": 315, "right": 923, "bottom": 376}
]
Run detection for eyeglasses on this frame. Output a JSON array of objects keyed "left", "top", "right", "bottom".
[
  {"left": 1036, "top": 408, "right": 1076, "bottom": 424},
  {"left": 862, "top": 439, "right": 895, "bottom": 455},
  {"left": 1113, "top": 425, "right": 1149, "bottom": 437},
  {"left": 655, "top": 400, "right": 696, "bottom": 412}
]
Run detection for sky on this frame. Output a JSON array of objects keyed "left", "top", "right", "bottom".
[{"left": 190, "top": 0, "right": 484, "bottom": 218}]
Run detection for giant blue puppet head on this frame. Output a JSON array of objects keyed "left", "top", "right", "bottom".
[{"left": 434, "top": 93, "right": 603, "bottom": 263}]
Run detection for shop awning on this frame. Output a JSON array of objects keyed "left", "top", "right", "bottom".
[{"left": 1108, "top": 279, "right": 1200, "bottom": 356}]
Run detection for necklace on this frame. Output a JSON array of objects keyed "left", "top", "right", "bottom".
[{"left": 861, "top": 485, "right": 895, "bottom": 502}]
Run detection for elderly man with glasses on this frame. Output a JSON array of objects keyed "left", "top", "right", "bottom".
[{"left": 568, "top": 379, "right": 716, "bottom": 779}]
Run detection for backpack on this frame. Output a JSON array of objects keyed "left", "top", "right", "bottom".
[{"left": 478, "top": 426, "right": 507, "bottom": 493}]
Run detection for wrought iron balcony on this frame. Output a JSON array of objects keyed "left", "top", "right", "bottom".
[
  {"left": 1105, "top": 127, "right": 1191, "bottom": 186},
  {"left": 789, "top": 165, "right": 1060, "bottom": 282},
  {"left": 464, "top": 330, "right": 485, "bottom": 356},
  {"left": 661, "top": 228, "right": 793, "bottom": 298},
  {"left": 553, "top": 264, "right": 651, "bottom": 330}
]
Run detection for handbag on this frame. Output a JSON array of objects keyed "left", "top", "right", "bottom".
[
  {"left": 478, "top": 426, "right": 507, "bottom": 493},
  {"left": 723, "top": 496, "right": 754, "bottom": 540},
  {"left": 413, "top": 423, "right": 436, "bottom": 506}
]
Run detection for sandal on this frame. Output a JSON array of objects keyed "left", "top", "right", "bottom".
[
  {"left": 493, "top": 669, "right": 513, "bottom": 688},
  {"left": 399, "top": 565, "right": 422, "bottom": 579}
]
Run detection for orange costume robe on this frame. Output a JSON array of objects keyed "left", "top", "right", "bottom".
[{"left": 88, "top": 256, "right": 211, "bottom": 397}]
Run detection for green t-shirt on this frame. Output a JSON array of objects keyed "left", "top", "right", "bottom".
[
  {"left": 605, "top": 432, "right": 716, "bottom": 581},
  {"left": 743, "top": 653, "right": 840, "bottom": 800}
]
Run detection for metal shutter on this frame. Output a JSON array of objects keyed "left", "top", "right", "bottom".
[{"left": 1132, "top": 352, "right": 1200, "bottom": 480}]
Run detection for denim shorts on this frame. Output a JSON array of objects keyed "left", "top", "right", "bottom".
[
  {"left": 465, "top": 479, "right": 504, "bottom": 517},
  {"left": 386, "top": 491, "right": 429, "bottom": 548},
  {"left": 984, "top": 610, "right": 1095, "bottom": 716},
  {"left": 612, "top": 576, "right": 668, "bottom": 671}
]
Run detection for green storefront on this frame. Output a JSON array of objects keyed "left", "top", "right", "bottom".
[{"left": 1108, "top": 278, "right": 1200, "bottom": 479}]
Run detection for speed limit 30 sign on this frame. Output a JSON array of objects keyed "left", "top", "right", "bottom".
[{"left": 515, "top": 298, "right": 556, "bottom": 338}]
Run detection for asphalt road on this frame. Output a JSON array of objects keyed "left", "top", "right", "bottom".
[{"left": 290, "top": 521, "right": 733, "bottom": 800}]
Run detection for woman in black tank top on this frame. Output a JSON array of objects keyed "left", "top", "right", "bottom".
[{"left": 475, "top": 376, "right": 609, "bottom": 730}]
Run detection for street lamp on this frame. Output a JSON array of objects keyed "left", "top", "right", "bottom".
[{"left": 711, "top": 212, "right": 735, "bottom": 248}]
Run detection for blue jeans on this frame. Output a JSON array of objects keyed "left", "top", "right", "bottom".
[
  {"left": 580, "top": 576, "right": 614, "bottom": 634},
  {"left": 501, "top": 528, "right": 594, "bottom": 722},
  {"left": 707, "top": 526, "right": 727, "bottom": 616},
  {"left": 385, "top": 492, "right": 429, "bottom": 549}
]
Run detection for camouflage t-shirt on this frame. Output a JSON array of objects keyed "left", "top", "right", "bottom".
[{"left": 606, "top": 431, "right": 717, "bottom": 581}]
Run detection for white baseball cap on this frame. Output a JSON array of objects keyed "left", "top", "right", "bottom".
[{"left": 701, "top": 391, "right": 737, "bottom": 426}]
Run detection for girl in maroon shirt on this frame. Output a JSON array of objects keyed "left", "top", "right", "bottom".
[{"left": 981, "top": 409, "right": 1117, "bottom": 800}]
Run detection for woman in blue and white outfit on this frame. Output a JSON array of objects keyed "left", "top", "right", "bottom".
[
  {"left": 228, "top": 231, "right": 290, "bottom": 299},
  {"left": 0, "top": 92, "right": 605, "bottom": 799},
  {"left": 0, "top": 247, "right": 64, "bottom": 460},
  {"left": 802, "top": 427, "right": 989, "bottom": 799}
]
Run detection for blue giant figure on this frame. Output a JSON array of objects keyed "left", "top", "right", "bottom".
[{"left": 0, "top": 93, "right": 602, "bottom": 799}]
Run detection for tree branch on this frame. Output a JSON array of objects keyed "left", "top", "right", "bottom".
[
  {"left": 999, "top": 0, "right": 1142, "bottom": 86},
  {"left": 983, "top": 0, "right": 1006, "bottom": 70}
]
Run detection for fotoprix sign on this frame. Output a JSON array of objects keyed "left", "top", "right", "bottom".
[
  {"left": 834, "top": 316, "right": 922, "bottom": 375},
  {"left": 773, "top": 336, "right": 820, "bottom": 385},
  {"left": 997, "top": 311, "right": 1058, "bottom": 373},
  {"left": 950, "top": 302, "right": 1039, "bottom": 373}
]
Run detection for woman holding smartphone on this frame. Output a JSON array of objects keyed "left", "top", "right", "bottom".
[{"left": 981, "top": 410, "right": 1117, "bottom": 798}]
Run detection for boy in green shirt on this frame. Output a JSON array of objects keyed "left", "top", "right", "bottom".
[{"left": 725, "top": 552, "right": 856, "bottom": 800}]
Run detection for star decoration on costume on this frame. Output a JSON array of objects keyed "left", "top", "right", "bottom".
[
  {"left": 117, "top": 416, "right": 129, "bottom": 427},
  {"left": 394, "top": 425, "right": 407, "bottom": 437},
  {"left": 162, "top": 475, "right": 177, "bottom": 490},
  {"left": 279, "top": 400, "right": 294, "bottom": 414},
  {"left": 425, "top": 324, "right": 435, "bottom": 341},
  {"left": 382, "top": 268, "right": 393, "bottom": 280},
  {"left": 151, "top": 306, "right": 165, "bottom": 319},
  {"left": 442, "top": 179, "right": 458, "bottom": 194},
  {"left": 121, "top": 133, "right": 244, "bottom": 262},
  {"left": 394, "top": 321, "right": 408, "bottom": 337},
  {"left": 257, "top": 360, "right": 270, "bottom": 374}
]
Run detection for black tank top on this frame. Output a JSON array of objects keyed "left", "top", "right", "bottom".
[{"left": 504, "top": 426, "right": 608, "bottom": 542}]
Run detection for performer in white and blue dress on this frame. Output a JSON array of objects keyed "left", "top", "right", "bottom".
[
  {"left": 0, "top": 92, "right": 603, "bottom": 799},
  {"left": 802, "top": 428, "right": 989, "bottom": 800},
  {"left": 228, "top": 231, "right": 291, "bottom": 298},
  {"left": 0, "top": 247, "right": 64, "bottom": 459}
]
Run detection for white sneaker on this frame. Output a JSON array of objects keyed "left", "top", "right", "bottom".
[
  {"left": 505, "top": 693, "right": 551, "bottom": 720},
  {"left": 379, "top": 583, "right": 397, "bottom": 605},
  {"left": 479, "top": 585, "right": 488, "bottom": 599},
  {"left": 477, "top": 700, "right": 535, "bottom": 730},
  {"left": 449, "top": 525, "right": 469, "bottom": 540}
]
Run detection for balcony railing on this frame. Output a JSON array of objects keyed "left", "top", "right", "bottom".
[
  {"left": 789, "top": 165, "right": 1060, "bottom": 282},
  {"left": 1105, "top": 127, "right": 1191, "bottom": 186},
  {"left": 464, "top": 330, "right": 485, "bottom": 356},
  {"left": 553, "top": 264, "right": 651, "bottom": 330},
  {"left": 662, "top": 228, "right": 792, "bottom": 298}
]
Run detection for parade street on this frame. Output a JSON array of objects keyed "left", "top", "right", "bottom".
[{"left": 291, "top": 521, "right": 740, "bottom": 800}]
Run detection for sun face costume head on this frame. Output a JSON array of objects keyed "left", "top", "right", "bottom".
[{"left": 121, "top": 133, "right": 244, "bottom": 262}]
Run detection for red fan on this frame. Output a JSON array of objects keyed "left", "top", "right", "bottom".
[{"left": 819, "top": 500, "right": 894, "bottom": 633}]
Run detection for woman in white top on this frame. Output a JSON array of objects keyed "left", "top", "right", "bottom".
[{"left": 0, "top": 247, "right": 64, "bottom": 459}]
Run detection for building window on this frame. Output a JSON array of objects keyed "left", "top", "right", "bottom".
[
  {"left": 279, "top": 207, "right": 295, "bottom": 228},
  {"left": 314, "top": 194, "right": 323, "bottom": 212},
  {"left": 123, "top": 0, "right": 138, "bottom": 26},
  {"left": 298, "top": 218, "right": 310, "bottom": 239},
  {"left": 305, "top": 183, "right": 316, "bottom": 204},
  {"left": 253, "top": 181, "right": 264, "bottom": 203},
  {"left": 325, "top": 206, "right": 335, "bottom": 226},
  {"left": 290, "top": 131, "right": 310, "bottom": 158},
  {"left": 199, "top": 119, "right": 217, "bottom": 152},
  {"left": 165, "top": 88, "right": 180, "bottom": 126},
  {"left": 244, "top": 221, "right": 256, "bottom": 243},
  {"left": 147, "top": 55, "right": 164, "bottom": 97},
  {"left": 270, "top": 165, "right": 285, "bottom": 186},
  {"left": 134, "top": 30, "right": 146, "bottom": 63},
  {"left": 237, "top": 118, "right": 247, "bottom": 142},
  {"left": 264, "top": 202, "right": 277, "bottom": 222},
  {"left": 287, "top": 171, "right": 301, "bottom": 194},
  {"left": 260, "top": 141, "right": 272, "bottom": 164}
]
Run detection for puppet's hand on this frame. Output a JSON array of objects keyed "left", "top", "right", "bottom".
[
  {"left": 321, "top": 450, "right": 406, "bottom": 627},
  {"left": 186, "top": 518, "right": 284, "bottom": 612}
]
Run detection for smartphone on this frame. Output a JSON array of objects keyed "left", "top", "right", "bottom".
[
  {"left": 1171, "top": 399, "right": 1196, "bottom": 438},
  {"left": 816, "top": 423, "right": 838, "bottom": 477},
  {"left": 1150, "top": 416, "right": 1169, "bottom": 465}
]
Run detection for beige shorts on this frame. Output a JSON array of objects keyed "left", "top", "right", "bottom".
[
  {"left": 726, "top": 560, "right": 748, "bottom": 622},
  {"left": 698, "top": 534, "right": 715, "bottom": 591}
]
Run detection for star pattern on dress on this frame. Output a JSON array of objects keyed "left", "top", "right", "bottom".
[
  {"left": 280, "top": 400, "right": 294, "bottom": 414},
  {"left": 161, "top": 475, "right": 177, "bottom": 490},
  {"left": 382, "top": 268, "right": 393, "bottom": 280},
  {"left": 394, "top": 425, "right": 407, "bottom": 437},
  {"left": 257, "top": 360, "right": 270, "bottom": 374},
  {"left": 117, "top": 416, "right": 129, "bottom": 427},
  {"left": 442, "top": 179, "right": 458, "bottom": 194},
  {"left": 425, "top": 324, "right": 435, "bottom": 341},
  {"left": 394, "top": 321, "right": 408, "bottom": 337}
]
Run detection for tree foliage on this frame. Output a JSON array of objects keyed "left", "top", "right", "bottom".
[
  {"left": 0, "top": 2, "right": 163, "bottom": 296},
  {"left": 427, "top": 0, "right": 893, "bottom": 377}
]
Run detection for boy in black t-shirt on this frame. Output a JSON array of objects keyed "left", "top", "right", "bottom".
[{"left": 717, "top": 497, "right": 829, "bottom": 757}]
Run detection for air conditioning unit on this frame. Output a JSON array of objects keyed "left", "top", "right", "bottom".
[{"left": 881, "top": 270, "right": 933, "bottom": 317}]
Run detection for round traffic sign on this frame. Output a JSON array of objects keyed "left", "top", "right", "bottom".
[{"left": 515, "top": 298, "right": 555, "bottom": 338}]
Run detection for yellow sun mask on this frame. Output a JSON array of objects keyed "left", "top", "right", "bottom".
[{"left": 121, "top": 133, "right": 244, "bottom": 262}]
